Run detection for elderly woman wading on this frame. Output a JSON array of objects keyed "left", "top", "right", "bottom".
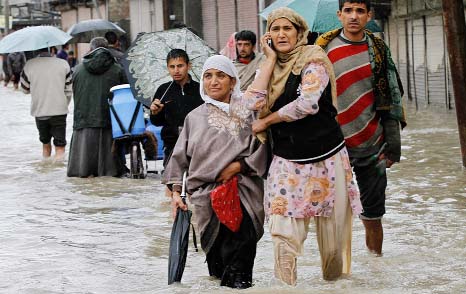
[
  {"left": 163, "top": 55, "right": 271, "bottom": 289},
  {"left": 245, "top": 7, "right": 363, "bottom": 284}
]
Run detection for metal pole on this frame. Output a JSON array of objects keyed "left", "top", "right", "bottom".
[
  {"left": 442, "top": 0, "right": 466, "bottom": 167},
  {"left": 410, "top": 0, "right": 418, "bottom": 110},
  {"left": 404, "top": 19, "right": 412, "bottom": 102},
  {"left": 423, "top": 15, "right": 429, "bottom": 104},
  {"left": 442, "top": 13, "right": 449, "bottom": 109},
  {"left": 4, "top": 0, "right": 9, "bottom": 34}
]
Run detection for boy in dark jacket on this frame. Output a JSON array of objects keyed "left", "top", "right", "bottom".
[{"left": 149, "top": 49, "right": 204, "bottom": 167}]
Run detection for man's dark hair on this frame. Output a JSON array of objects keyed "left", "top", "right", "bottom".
[
  {"left": 104, "top": 31, "right": 118, "bottom": 45},
  {"left": 172, "top": 22, "right": 187, "bottom": 29},
  {"left": 339, "top": 0, "right": 371, "bottom": 11},
  {"left": 235, "top": 30, "right": 257, "bottom": 46},
  {"left": 166, "top": 48, "right": 189, "bottom": 64}
]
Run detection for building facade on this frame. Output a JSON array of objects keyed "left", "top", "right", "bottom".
[
  {"left": 129, "top": 0, "right": 263, "bottom": 52},
  {"left": 386, "top": 0, "right": 466, "bottom": 109}
]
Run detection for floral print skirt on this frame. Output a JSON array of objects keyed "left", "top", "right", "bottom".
[{"left": 265, "top": 148, "right": 362, "bottom": 218}]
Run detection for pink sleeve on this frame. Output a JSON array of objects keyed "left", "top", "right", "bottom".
[
  {"left": 277, "top": 62, "right": 330, "bottom": 122},
  {"left": 242, "top": 86, "right": 267, "bottom": 111}
]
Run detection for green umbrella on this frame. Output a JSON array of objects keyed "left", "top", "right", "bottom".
[
  {"left": 0, "top": 26, "right": 72, "bottom": 54},
  {"left": 259, "top": 0, "right": 382, "bottom": 33}
]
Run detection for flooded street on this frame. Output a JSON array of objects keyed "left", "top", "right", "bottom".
[{"left": 1, "top": 84, "right": 465, "bottom": 294}]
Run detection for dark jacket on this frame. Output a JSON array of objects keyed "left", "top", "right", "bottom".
[
  {"left": 150, "top": 78, "right": 204, "bottom": 148},
  {"left": 7, "top": 52, "right": 26, "bottom": 74},
  {"left": 107, "top": 46, "right": 125, "bottom": 67},
  {"left": 72, "top": 48, "right": 128, "bottom": 130},
  {"left": 270, "top": 73, "right": 344, "bottom": 163}
]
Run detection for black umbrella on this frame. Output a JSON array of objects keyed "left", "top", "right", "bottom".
[
  {"left": 122, "top": 28, "right": 217, "bottom": 107},
  {"left": 67, "top": 19, "right": 126, "bottom": 43},
  {"left": 168, "top": 172, "right": 197, "bottom": 285}
]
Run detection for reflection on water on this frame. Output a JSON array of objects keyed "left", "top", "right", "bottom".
[{"left": 1, "top": 86, "right": 465, "bottom": 294}]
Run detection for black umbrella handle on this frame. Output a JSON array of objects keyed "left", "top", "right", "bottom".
[{"left": 190, "top": 222, "right": 198, "bottom": 252}]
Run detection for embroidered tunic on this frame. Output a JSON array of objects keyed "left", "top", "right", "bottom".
[{"left": 163, "top": 96, "right": 267, "bottom": 252}]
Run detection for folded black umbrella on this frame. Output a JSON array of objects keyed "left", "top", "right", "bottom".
[
  {"left": 168, "top": 205, "right": 192, "bottom": 284},
  {"left": 168, "top": 172, "right": 197, "bottom": 285}
]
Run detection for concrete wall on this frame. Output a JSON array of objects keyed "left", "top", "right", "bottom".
[{"left": 129, "top": 0, "right": 164, "bottom": 41}]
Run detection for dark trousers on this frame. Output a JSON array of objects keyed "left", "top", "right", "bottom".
[
  {"left": 353, "top": 159, "right": 387, "bottom": 219},
  {"left": 206, "top": 206, "right": 257, "bottom": 289},
  {"left": 35, "top": 115, "right": 67, "bottom": 146}
]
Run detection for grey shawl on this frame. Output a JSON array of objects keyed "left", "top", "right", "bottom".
[{"left": 234, "top": 53, "right": 265, "bottom": 92}]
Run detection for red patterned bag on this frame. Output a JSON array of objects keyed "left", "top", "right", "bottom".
[{"left": 210, "top": 176, "right": 243, "bottom": 232}]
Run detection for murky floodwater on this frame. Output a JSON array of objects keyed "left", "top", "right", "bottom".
[{"left": 1, "top": 84, "right": 465, "bottom": 294}]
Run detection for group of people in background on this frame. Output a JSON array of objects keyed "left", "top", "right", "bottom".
[
  {"left": 3, "top": 0, "right": 405, "bottom": 290},
  {"left": 10, "top": 32, "right": 126, "bottom": 172}
]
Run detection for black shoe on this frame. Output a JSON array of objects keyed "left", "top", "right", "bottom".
[{"left": 221, "top": 272, "right": 252, "bottom": 289}]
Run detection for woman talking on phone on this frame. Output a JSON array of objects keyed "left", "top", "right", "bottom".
[{"left": 245, "top": 7, "right": 362, "bottom": 285}]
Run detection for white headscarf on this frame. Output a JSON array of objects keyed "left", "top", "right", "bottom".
[{"left": 200, "top": 55, "right": 241, "bottom": 113}]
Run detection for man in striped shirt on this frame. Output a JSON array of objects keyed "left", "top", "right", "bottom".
[{"left": 316, "top": 0, "right": 404, "bottom": 256}]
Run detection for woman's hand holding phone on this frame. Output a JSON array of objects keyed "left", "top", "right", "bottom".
[{"left": 261, "top": 33, "right": 277, "bottom": 61}]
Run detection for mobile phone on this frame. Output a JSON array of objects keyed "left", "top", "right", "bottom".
[{"left": 267, "top": 39, "right": 274, "bottom": 50}]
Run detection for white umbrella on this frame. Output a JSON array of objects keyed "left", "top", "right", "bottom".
[{"left": 0, "top": 26, "right": 72, "bottom": 54}]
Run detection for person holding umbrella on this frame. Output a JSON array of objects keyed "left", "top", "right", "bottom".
[
  {"left": 163, "top": 54, "right": 272, "bottom": 289},
  {"left": 67, "top": 37, "right": 128, "bottom": 177},
  {"left": 149, "top": 49, "right": 204, "bottom": 168},
  {"left": 246, "top": 7, "right": 362, "bottom": 284},
  {"left": 104, "top": 31, "right": 124, "bottom": 63},
  {"left": 20, "top": 47, "right": 72, "bottom": 161}
]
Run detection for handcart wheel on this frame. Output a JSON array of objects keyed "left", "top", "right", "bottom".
[{"left": 130, "top": 141, "right": 145, "bottom": 179}]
